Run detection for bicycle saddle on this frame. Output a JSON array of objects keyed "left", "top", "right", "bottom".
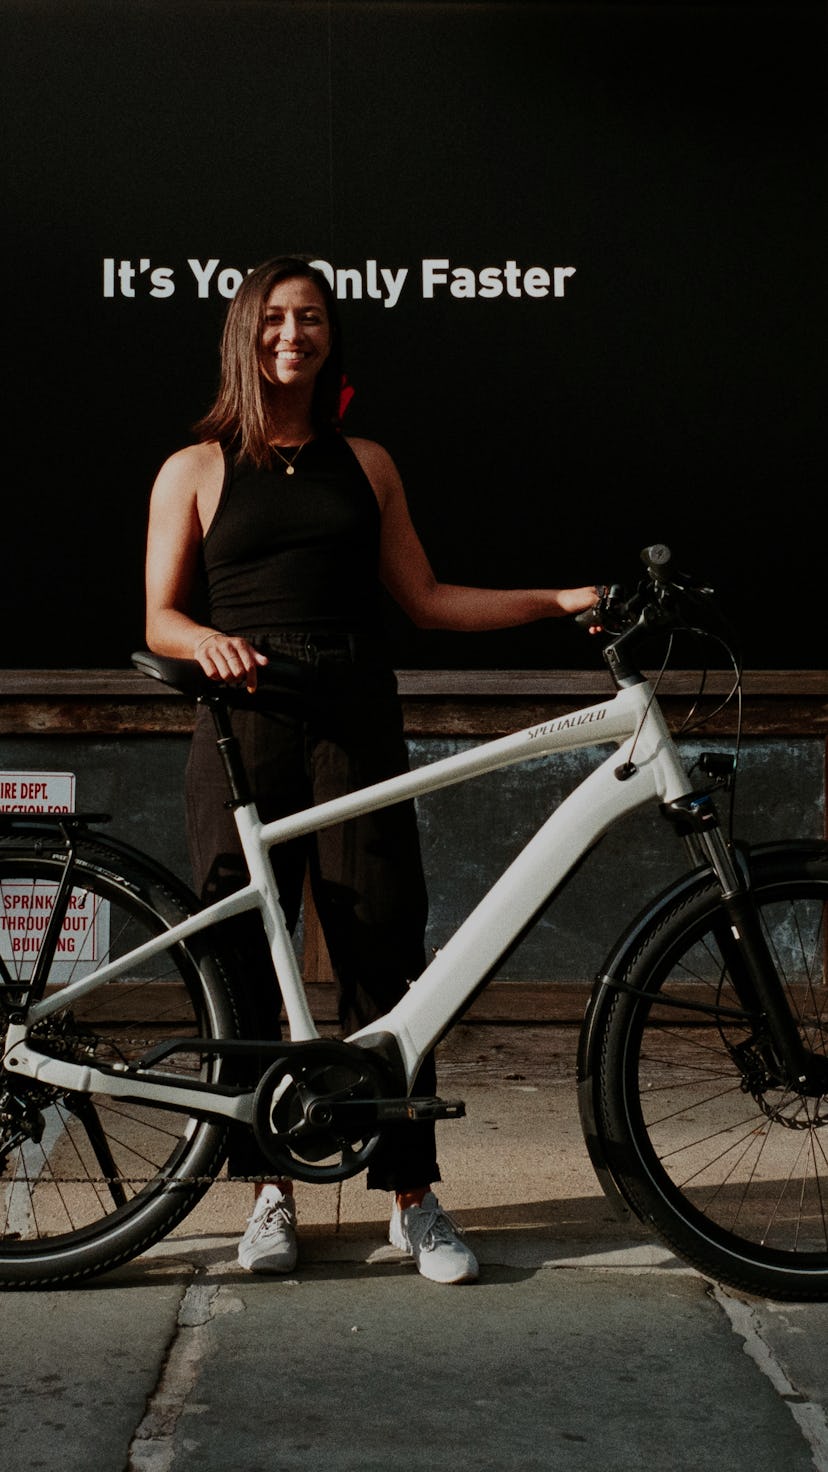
[
  {"left": 131, "top": 649, "right": 311, "bottom": 703},
  {"left": 132, "top": 650, "right": 218, "bottom": 697}
]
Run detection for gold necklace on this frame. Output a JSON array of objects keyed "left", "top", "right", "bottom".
[{"left": 269, "top": 436, "right": 310, "bottom": 476}]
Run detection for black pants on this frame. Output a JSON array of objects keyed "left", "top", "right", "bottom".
[{"left": 185, "top": 632, "right": 439, "bottom": 1191}]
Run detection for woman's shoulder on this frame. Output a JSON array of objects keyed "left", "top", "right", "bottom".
[
  {"left": 153, "top": 440, "right": 224, "bottom": 496},
  {"left": 344, "top": 435, "right": 389, "bottom": 462},
  {"left": 344, "top": 436, "right": 403, "bottom": 512},
  {"left": 162, "top": 439, "right": 224, "bottom": 476},
  {"left": 344, "top": 436, "right": 399, "bottom": 480}
]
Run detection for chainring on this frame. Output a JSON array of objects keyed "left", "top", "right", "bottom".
[{"left": 251, "top": 1039, "right": 394, "bottom": 1183}]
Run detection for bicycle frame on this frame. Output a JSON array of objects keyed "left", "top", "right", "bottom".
[{"left": 4, "top": 679, "right": 695, "bottom": 1117}]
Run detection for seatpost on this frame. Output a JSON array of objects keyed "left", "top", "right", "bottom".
[{"left": 202, "top": 695, "right": 253, "bottom": 808}]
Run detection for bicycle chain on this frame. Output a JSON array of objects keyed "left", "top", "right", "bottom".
[{"left": 6, "top": 1174, "right": 280, "bottom": 1186}]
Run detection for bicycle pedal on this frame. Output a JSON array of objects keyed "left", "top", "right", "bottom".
[{"left": 375, "top": 1096, "right": 466, "bottom": 1122}]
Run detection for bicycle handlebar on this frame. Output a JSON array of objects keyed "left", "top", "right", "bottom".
[
  {"left": 575, "top": 543, "right": 736, "bottom": 684},
  {"left": 576, "top": 544, "right": 707, "bottom": 632}
]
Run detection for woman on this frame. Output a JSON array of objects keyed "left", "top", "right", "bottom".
[{"left": 145, "top": 254, "right": 597, "bottom": 1285}]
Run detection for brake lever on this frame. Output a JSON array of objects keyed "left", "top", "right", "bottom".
[{"left": 575, "top": 583, "right": 641, "bottom": 634}]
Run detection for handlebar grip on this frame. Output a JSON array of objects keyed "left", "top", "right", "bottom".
[{"left": 641, "top": 543, "right": 672, "bottom": 581}]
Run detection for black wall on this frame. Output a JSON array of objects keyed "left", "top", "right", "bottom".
[{"left": 3, "top": 0, "right": 825, "bottom": 670}]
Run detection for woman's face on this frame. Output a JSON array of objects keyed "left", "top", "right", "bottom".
[{"left": 259, "top": 276, "right": 332, "bottom": 389}]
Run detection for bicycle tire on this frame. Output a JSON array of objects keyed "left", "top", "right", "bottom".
[
  {"left": 595, "top": 839, "right": 828, "bottom": 1300},
  {"left": 0, "top": 836, "right": 238, "bottom": 1287}
]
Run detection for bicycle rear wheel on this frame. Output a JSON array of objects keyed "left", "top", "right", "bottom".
[
  {"left": 595, "top": 841, "right": 828, "bottom": 1300},
  {"left": 0, "top": 837, "right": 237, "bottom": 1287}
]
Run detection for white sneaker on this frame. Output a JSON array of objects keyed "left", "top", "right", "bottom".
[
  {"left": 237, "top": 1185, "right": 298, "bottom": 1273},
  {"left": 389, "top": 1191, "right": 479, "bottom": 1284}
]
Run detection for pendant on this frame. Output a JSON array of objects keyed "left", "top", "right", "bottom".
[{"left": 286, "top": 465, "right": 295, "bottom": 475}]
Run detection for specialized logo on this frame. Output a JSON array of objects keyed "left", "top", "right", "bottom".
[{"left": 527, "top": 707, "right": 608, "bottom": 741}]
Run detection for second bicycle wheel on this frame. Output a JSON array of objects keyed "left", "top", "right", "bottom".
[
  {"left": 594, "top": 841, "right": 828, "bottom": 1300},
  {"left": 0, "top": 836, "right": 237, "bottom": 1287}
]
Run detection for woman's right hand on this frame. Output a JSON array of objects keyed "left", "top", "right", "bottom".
[{"left": 193, "top": 631, "right": 269, "bottom": 693}]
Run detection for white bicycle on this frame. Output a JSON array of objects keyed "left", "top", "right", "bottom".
[{"left": 2, "top": 545, "right": 828, "bottom": 1299}]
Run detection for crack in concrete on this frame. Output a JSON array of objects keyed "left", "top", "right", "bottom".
[
  {"left": 125, "top": 1276, "right": 244, "bottom": 1472},
  {"left": 713, "top": 1286, "right": 828, "bottom": 1472}
]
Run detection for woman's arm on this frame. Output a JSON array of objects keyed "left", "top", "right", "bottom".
[
  {"left": 145, "top": 443, "right": 268, "bottom": 688},
  {"left": 348, "top": 438, "right": 598, "bottom": 630}
]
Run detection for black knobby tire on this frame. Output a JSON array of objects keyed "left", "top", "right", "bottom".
[
  {"left": 0, "top": 837, "right": 237, "bottom": 1287},
  {"left": 596, "top": 841, "right": 828, "bottom": 1300}
]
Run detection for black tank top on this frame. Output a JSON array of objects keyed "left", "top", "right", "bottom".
[{"left": 203, "top": 431, "right": 383, "bottom": 636}]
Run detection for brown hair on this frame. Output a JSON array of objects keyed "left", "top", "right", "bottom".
[{"left": 194, "top": 255, "right": 343, "bottom": 468}]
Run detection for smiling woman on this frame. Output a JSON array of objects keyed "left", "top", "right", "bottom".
[{"left": 142, "top": 251, "right": 596, "bottom": 1284}]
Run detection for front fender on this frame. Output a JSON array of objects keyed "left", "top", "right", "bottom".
[
  {"left": 575, "top": 855, "right": 741, "bottom": 1220},
  {"left": 577, "top": 864, "right": 712, "bottom": 1220}
]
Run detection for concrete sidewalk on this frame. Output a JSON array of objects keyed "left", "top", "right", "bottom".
[{"left": 4, "top": 1070, "right": 828, "bottom": 1471}]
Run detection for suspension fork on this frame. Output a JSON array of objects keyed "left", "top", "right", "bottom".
[{"left": 665, "top": 794, "right": 816, "bottom": 1089}]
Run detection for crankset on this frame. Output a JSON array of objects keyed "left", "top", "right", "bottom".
[{"left": 251, "top": 1039, "right": 465, "bottom": 1183}]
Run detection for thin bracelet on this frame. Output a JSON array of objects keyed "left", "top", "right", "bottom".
[{"left": 194, "top": 632, "right": 215, "bottom": 655}]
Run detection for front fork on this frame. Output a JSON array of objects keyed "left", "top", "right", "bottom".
[{"left": 666, "top": 793, "right": 821, "bottom": 1093}]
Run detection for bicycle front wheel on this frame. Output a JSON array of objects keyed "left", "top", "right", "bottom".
[
  {"left": 595, "top": 841, "right": 828, "bottom": 1300},
  {"left": 0, "top": 838, "right": 237, "bottom": 1287}
]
